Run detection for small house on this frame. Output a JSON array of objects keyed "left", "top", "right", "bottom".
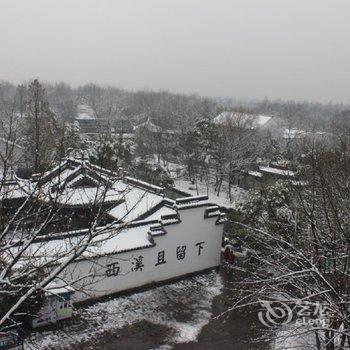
[
  {"left": 237, "top": 162, "right": 297, "bottom": 190},
  {"left": 31, "top": 286, "right": 75, "bottom": 328}
]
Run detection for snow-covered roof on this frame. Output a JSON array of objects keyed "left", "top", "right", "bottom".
[
  {"left": 213, "top": 112, "right": 272, "bottom": 129},
  {"left": 257, "top": 115, "right": 272, "bottom": 126},
  {"left": 1, "top": 154, "right": 171, "bottom": 222},
  {"left": 107, "top": 184, "right": 166, "bottom": 222},
  {"left": 283, "top": 128, "right": 332, "bottom": 141},
  {"left": 248, "top": 171, "right": 263, "bottom": 178},
  {"left": 283, "top": 128, "right": 307, "bottom": 139},
  {"left": 76, "top": 104, "right": 96, "bottom": 120},
  {"left": 12, "top": 223, "right": 156, "bottom": 267},
  {"left": 124, "top": 176, "right": 164, "bottom": 192},
  {"left": 32, "top": 156, "right": 118, "bottom": 186},
  {"left": 259, "top": 166, "right": 296, "bottom": 177},
  {"left": 133, "top": 118, "right": 162, "bottom": 133},
  {"left": 32, "top": 170, "right": 167, "bottom": 220},
  {"left": 45, "top": 282, "right": 75, "bottom": 296},
  {"left": 50, "top": 187, "right": 121, "bottom": 207},
  {"left": 174, "top": 195, "right": 212, "bottom": 210},
  {"left": 0, "top": 178, "right": 32, "bottom": 199},
  {"left": 145, "top": 205, "right": 177, "bottom": 221}
]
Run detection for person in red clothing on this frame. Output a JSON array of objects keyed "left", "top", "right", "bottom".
[{"left": 224, "top": 244, "right": 235, "bottom": 264}]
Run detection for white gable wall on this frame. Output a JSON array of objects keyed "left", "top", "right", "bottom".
[{"left": 61, "top": 205, "right": 223, "bottom": 302}]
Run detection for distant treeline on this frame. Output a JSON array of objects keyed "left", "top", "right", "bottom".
[{"left": 0, "top": 80, "right": 348, "bottom": 130}]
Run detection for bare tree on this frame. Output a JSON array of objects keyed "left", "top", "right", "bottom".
[
  {"left": 225, "top": 138, "right": 350, "bottom": 349},
  {"left": 214, "top": 111, "right": 264, "bottom": 200},
  {"left": 0, "top": 122, "right": 137, "bottom": 333}
]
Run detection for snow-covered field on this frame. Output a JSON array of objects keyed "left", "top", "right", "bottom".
[{"left": 27, "top": 272, "right": 223, "bottom": 350}]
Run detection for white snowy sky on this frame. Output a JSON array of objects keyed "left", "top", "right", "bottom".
[{"left": 0, "top": 0, "right": 349, "bottom": 103}]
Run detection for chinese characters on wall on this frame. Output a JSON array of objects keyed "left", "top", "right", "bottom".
[
  {"left": 105, "top": 242, "right": 205, "bottom": 277},
  {"left": 155, "top": 250, "right": 166, "bottom": 266},
  {"left": 106, "top": 262, "right": 120, "bottom": 277}
]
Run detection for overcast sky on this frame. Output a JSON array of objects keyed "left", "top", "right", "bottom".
[{"left": 0, "top": 0, "right": 349, "bottom": 103}]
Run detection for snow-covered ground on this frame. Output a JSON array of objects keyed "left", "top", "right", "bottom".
[
  {"left": 27, "top": 272, "right": 223, "bottom": 350},
  {"left": 273, "top": 325, "right": 317, "bottom": 350},
  {"left": 143, "top": 155, "right": 247, "bottom": 209},
  {"left": 174, "top": 179, "right": 247, "bottom": 209}
]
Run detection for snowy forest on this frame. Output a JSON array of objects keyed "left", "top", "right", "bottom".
[{"left": 1, "top": 78, "right": 350, "bottom": 350}]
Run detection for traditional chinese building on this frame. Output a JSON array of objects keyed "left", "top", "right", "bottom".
[
  {"left": 31, "top": 286, "right": 74, "bottom": 328},
  {"left": 233, "top": 161, "right": 298, "bottom": 190},
  {"left": 74, "top": 104, "right": 110, "bottom": 134},
  {"left": 4, "top": 153, "right": 225, "bottom": 322},
  {"left": 40, "top": 195, "right": 225, "bottom": 304},
  {"left": 1, "top": 153, "right": 175, "bottom": 231}
]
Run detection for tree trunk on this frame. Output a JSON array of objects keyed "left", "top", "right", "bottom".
[
  {"left": 229, "top": 176, "right": 232, "bottom": 202},
  {"left": 217, "top": 177, "right": 222, "bottom": 197},
  {"left": 34, "top": 88, "right": 40, "bottom": 173}
]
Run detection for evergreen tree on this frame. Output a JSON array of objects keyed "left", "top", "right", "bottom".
[{"left": 23, "top": 79, "right": 60, "bottom": 174}]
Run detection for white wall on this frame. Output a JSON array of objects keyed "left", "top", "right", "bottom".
[{"left": 61, "top": 205, "right": 223, "bottom": 302}]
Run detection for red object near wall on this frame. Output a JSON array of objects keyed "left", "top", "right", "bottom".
[{"left": 224, "top": 246, "right": 235, "bottom": 264}]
